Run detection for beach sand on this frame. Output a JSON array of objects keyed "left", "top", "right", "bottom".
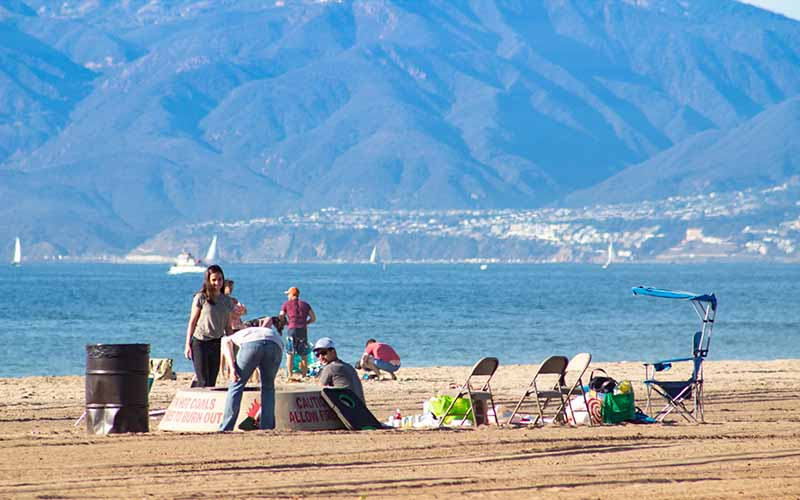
[{"left": 1, "top": 360, "right": 800, "bottom": 499}]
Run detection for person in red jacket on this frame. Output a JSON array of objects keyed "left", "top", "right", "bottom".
[{"left": 359, "top": 339, "right": 401, "bottom": 380}]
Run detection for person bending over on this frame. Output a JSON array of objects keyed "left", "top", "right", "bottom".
[
  {"left": 313, "top": 337, "right": 365, "bottom": 403},
  {"left": 359, "top": 338, "right": 401, "bottom": 380},
  {"left": 219, "top": 316, "right": 286, "bottom": 431}
]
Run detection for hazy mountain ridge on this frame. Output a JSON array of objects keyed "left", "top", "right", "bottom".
[
  {"left": 2, "top": 0, "right": 800, "bottom": 258},
  {"left": 566, "top": 97, "right": 800, "bottom": 204}
]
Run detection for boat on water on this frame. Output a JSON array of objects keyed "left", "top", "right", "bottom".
[
  {"left": 602, "top": 239, "right": 614, "bottom": 269},
  {"left": 168, "top": 235, "right": 217, "bottom": 275},
  {"left": 11, "top": 237, "right": 21, "bottom": 266},
  {"left": 369, "top": 245, "right": 378, "bottom": 264}
]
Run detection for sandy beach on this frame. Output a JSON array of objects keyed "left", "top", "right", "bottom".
[{"left": 1, "top": 359, "right": 800, "bottom": 499}]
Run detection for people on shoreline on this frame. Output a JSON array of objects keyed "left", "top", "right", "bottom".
[
  {"left": 219, "top": 316, "right": 286, "bottom": 431},
  {"left": 280, "top": 286, "right": 316, "bottom": 379},
  {"left": 223, "top": 279, "right": 247, "bottom": 332},
  {"left": 359, "top": 339, "right": 401, "bottom": 380},
  {"left": 184, "top": 265, "right": 234, "bottom": 387},
  {"left": 314, "top": 337, "right": 365, "bottom": 403}
]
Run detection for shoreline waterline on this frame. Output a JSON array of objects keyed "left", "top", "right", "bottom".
[{"left": 4, "top": 357, "right": 797, "bottom": 380}]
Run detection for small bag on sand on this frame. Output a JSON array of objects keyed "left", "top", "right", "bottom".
[
  {"left": 588, "top": 368, "right": 617, "bottom": 393},
  {"left": 601, "top": 381, "right": 635, "bottom": 424},
  {"left": 428, "top": 395, "right": 473, "bottom": 424}
]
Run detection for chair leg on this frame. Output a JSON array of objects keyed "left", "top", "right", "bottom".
[
  {"left": 581, "top": 389, "right": 593, "bottom": 427},
  {"left": 506, "top": 390, "right": 530, "bottom": 426},
  {"left": 533, "top": 396, "right": 548, "bottom": 427},
  {"left": 464, "top": 390, "right": 476, "bottom": 427},
  {"left": 696, "top": 381, "right": 704, "bottom": 423},
  {"left": 437, "top": 390, "right": 464, "bottom": 428}
]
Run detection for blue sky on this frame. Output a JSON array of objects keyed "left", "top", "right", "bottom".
[{"left": 737, "top": 0, "right": 800, "bottom": 20}]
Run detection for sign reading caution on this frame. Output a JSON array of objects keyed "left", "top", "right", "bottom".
[{"left": 159, "top": 386, "right": 345, "bottom": 432}]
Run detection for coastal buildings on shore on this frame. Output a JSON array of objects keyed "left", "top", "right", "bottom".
[{"left": 119, "top": 181, "right": 800, "bottom": 264}]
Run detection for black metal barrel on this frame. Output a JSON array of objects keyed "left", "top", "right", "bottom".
[{"left": 85, "top": 344, "right": 150, "bottom": 434}]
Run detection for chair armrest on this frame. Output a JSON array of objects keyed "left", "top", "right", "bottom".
[{"left": 643, "top": 357, "right": 694, "bottom": 372}]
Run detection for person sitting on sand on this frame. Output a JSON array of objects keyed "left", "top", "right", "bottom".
[
  {"left": 359, "top": 339, "right": 401, "bottom": 380},
  {"left": 314, "top": 337, "right": 365, "bottom": 403}
]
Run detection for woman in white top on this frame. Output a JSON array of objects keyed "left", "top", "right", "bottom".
[{"left": 219, "top": 316, "right": 286, "bottom": 431}]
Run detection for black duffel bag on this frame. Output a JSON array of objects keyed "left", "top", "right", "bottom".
[{"left": 588, "top": 368, "right": 617, "bottom": 393}]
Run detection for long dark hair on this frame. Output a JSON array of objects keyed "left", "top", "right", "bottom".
[{"left": 199, "top": 265, "right": 225, "bottom": 305}]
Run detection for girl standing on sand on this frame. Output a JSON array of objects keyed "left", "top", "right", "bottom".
[{"left": 184, "top": 265, "right": 234, "bottom": 387}]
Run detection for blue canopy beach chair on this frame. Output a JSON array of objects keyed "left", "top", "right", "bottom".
[{"left": 632, "top": 286, "right": 717, "bottom": 423}]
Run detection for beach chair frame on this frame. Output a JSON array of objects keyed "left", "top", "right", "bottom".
[
  {"left": 556, "top": 353, "right": 593, "bottom": 426},
  {"left": 633, "top": 286, "right": 717, "bottom": 424},
  {"left": 645, "top": 356, "right": 704, "bottom": 423},
  {"left": 506, "top": 355, "right": 569, "bottom": 426},
  {"left": 437, "top": 357, "right": 499, "bottom": 428}
]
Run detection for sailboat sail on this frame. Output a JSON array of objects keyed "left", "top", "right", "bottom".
[
  {"left": 12, "top": 237, "right": 21, "bottom": 265},
  {"left": 204, "top": 235, "right": 218, "bottom": 263},
  {"left": 369, "top": 245, "right": 378, "bottom": 264},
  {"left": 602, "top": 239, "right": 614, "bottom": 269}
]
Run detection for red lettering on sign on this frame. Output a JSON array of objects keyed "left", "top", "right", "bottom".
[{"left": 319, "top": 408, "right": 338, "bottom": 421}]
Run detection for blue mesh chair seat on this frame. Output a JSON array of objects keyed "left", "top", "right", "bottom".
[{"left": 651, "top": 380, "right": 693, "bottom": 400}]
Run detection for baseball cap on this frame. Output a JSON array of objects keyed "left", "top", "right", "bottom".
[
  {"left": 284, "top": 286, "right": 299, "bottom": 296},
  {"left": 313, "top": 337, "right": 335, "bottom": 351}
]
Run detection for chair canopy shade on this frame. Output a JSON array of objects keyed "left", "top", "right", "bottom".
[{"left": 631, "top": 286, "right": 717, "bottom": 310}]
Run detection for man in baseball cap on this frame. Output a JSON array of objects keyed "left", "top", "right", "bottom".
[{"left": 314, "top": 337, "right": 365, "bottom": 403}]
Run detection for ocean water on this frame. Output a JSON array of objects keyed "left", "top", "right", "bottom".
[{"left": 1, "top": 262, "right": 798, "bottom": 378}]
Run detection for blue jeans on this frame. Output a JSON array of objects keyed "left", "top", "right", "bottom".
[
  {"left": 219, "top": 340, "right": 282, "bottom": 431},
  {"left": 374, "top": 358, "right": 400, "bottom": 373}
]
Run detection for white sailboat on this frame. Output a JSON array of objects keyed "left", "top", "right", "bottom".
[
  {"left": 11, "top": 237, "right": 21, "bottom": 266},
  {"left": 369, "top": 245, "right": 378, "bottom": 264},
  {"left": 204, "top": 235, "right": 218, "bottom": 263},
  {"left": 168, "top": 235, "right": 218, "bottom": 275},
  {"left": 602, "top": 239, "right": 614, "bottom": 269}
]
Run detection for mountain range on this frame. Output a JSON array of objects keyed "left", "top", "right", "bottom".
[{"left": 2, "top": 0, "right": 800, "bottom": 259}]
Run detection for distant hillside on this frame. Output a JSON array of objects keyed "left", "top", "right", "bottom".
[
  {"left": 565, "top": 97, "right": 800, "bottom": 205},
  {"left": 2, "top": 0, "right": 800, "bottom": 256}
]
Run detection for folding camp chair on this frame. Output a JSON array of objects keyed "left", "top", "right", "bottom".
[
  {"left": 506, "top": 355, "right": 569, "bottom": 426},
  {"left": 437, "top": 357, "right": 499, "bottom": 427},
  {"left": 644, "top": 332, "right": 706, "bottom": 423},
  {"left": 557, "top": 353, "right": 593, "bottom": 426},
  {"left": 633, "top": 286, "right": 717, "bottom": 424}
]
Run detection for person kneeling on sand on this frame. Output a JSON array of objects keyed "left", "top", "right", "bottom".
[
  {"left": 358, "top": 339, "right": 401, "bottom": 380},
  {"left": 219, "top": 316, "right": 286, "bottom": 431},
  {"left": 314, "top": 337, "right": 365, "bottom": 403}
]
